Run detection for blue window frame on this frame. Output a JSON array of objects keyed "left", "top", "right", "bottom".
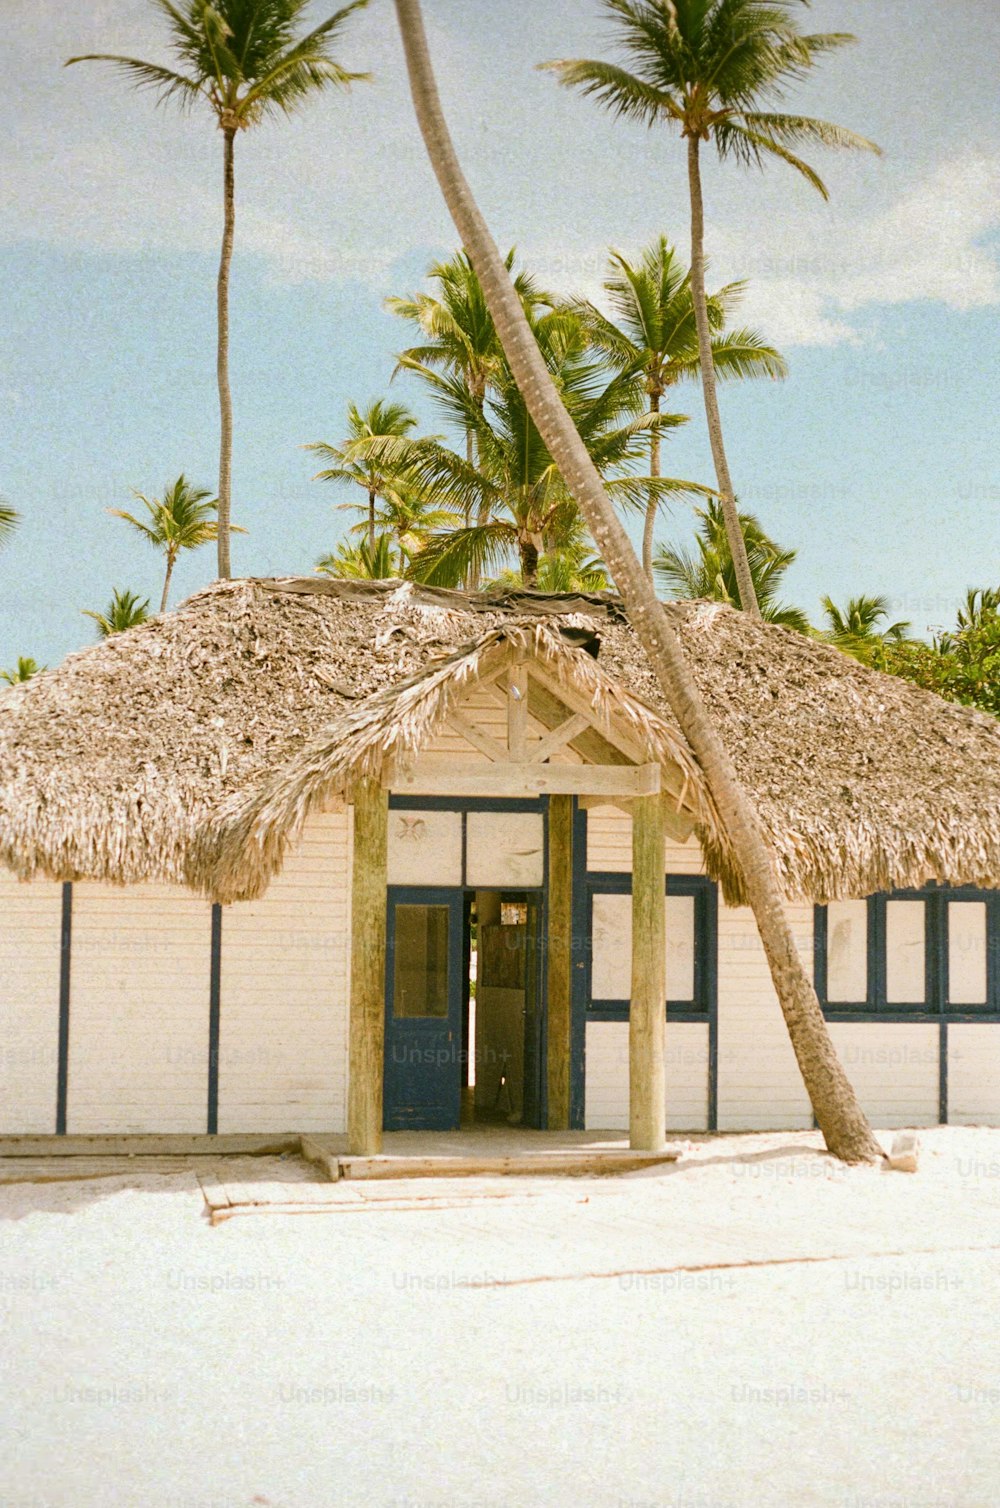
[
  {"left": 814, "top": 886, "right": 1000, "bottom": 1021},
  {"left": 583, "top": 872, "right": 717, "bottom": 1022}
]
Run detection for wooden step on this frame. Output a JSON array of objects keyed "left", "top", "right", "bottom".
[{"left": 336, "top": 1148, "right": 680, "bottom": 1181}]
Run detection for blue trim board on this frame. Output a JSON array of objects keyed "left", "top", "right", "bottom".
[
  {"left": 207, "top": 903, "right": 222, "bottom": 1135},
  {"left": 814, "top": 886, "right": 1000, "bottom": 1019},
  {"left": 582, "top": 871, "right": 717, "bottom": 1021},
  {"left": 705, "top": 879, "right": 719, "bottom": 1132},
  {"left": 569, "top": 799, "right": 588, "bottom": 1130},
  {"left": 582, "top": 867, "right": 718, "bottom": 1134},
  {"left": 56, "top": 881, "right": 72, "bottom": 1135},
  {"left": 939, "top": 1020, "right": 949, "bottom": 1126}
]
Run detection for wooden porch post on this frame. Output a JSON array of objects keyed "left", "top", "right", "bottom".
[
  {"left": 630, "top": 793, "right": 666, "bottom": 1150},
  {"left": 348, "top": 780, "right": 389, "bottom": 1155},
  {"left": 546, "top": 794, "right": 574, "bottom": 1130}
]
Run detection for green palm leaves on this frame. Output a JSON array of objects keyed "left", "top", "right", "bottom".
[
  {"left": 0, "top": 657, "right": 44, "bottom": 686},
  {"left": 402, "top": 303, "right": 713, "bottom": 590},
  {"left": 542, "top": 0, "right": 880, "bottom": 617},
  {"left": 110, "top": 475, "right": 238, "bottom": 611},
  {"left": 541, "top": 0, "right": 879, "bottom": 200},
  {"left": 575, "top": 236, "right": 784, "bottom": 576},
  {"left": 0, "top": 503, "right": 19, "bottom": 550},
  {"left": 67, "top": 0, "right": 370, "bottom": 579},
  {"left": 82, "top": 589, "right": 152, "bottom": 639},
  {"left": 821, "top": 594, "right": 912, "bottom": 656},
  {"left": 68, "top": 0, "right": 370, "bottom": 125},
  {"left": 655, "top": 499, "right": 809, "bottom": 630}
]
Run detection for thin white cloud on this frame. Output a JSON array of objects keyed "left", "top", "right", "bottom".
[
  {"left": 712, "top": 150, "right": 1000, "bottom": 346},
  {"left": 525, "top": 151, "right": 1000, "bottom": 349}
]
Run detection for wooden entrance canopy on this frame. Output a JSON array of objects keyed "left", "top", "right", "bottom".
[{"left": 347, "top": 652, "right": 694, "bottom": 1158}]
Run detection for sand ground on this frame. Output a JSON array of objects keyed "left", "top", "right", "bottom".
[{"left": 2, "top": 1125, "right": 1000, "bottom": 1508}]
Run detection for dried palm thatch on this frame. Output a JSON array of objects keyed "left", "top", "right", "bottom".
[{"left": 2, "top": 576, "right": 1000, "bottom": 905}]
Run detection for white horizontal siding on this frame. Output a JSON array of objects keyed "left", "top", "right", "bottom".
[
  {"left": 947, "top": 1025, "right": 1000, "bottom": 1125},
  {"left": 584, "top": 1020, "right": 709, "bottom": 1132},
  {"left": 218, "top": 810, "right": 350, "bottom": 1133},
  {"left": 584, "top": 805, "right": 704, "bottom": 875},
  {"left": 67, "top": 882, "right": 212, "bottom": 1134},
  {"left": 0, "top": 875, "right": 63, "bottom": 1133},
  {"left": 828, "top": 1022, "right": 940, "bottom": 1128},
  {"left": 717, "top": 903, "right": 814, "bottom": 1131}
]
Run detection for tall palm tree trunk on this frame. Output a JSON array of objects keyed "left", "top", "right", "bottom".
[
  {"left": 642, "top": 390, "right": 661, "bottom": 581},
  {"left": 394, "top": 0, "right": 880, "bottom": 1163},
  {"left": 464, "top": 426, "right": 477, "bottom": 590},
  {"left": 160, "top": 552, "right": 176, "bottom": 614},
  {"left": 686, "top": 136, "right": 759, "bottom": 618},
  {"left": 520, "top": 535, "right": 540, "bottom": 588},
  {"left": 367, "top": 487, "right": 377, "bottom": 552},
  {"left": 216, "top": 124, "right": 236, "bottom": 580}
]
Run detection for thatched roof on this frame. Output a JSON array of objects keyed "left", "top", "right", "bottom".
[{"left": 3, "top": 576, "right": 1000, "bottom": 905}]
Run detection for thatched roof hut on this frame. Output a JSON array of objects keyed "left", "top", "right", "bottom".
[{"left": 3, "top": 575, "right": 1000, "bottom": 905}]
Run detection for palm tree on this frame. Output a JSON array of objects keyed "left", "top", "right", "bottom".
[
  {"left": 388, "top": 249, "right": 550, "bottom": 464},
  {"left": 821, "top": 594, "right": 911, "bottom": 659},
  {"left": 109, "top": 475, "right": 234, "bottom": 611},
  {"left": 956, "top": 587, "right": 1000, "bottom": 632},
  {"left": 491, "top": 515, "right": 610, "bottom": 594},
  {"left": 405, "top": 308, "right": 712, "bottom": 589},
  {"left": 306, "top": 400, "right": 426, "bottom": 554},
  {"left": 361, "top": 487, "right": 461, "bottom": 575},
  {"left": 387, "top": 248, "right": 552, "bottom": 586},
  {"left": 0, "top": 502, "right": 19, "bottom": 549},
  {"left": 543, "top": 0, "right": 880, "bottom": 617},
  {"left": 1, "top": 657, "right": 43, "bottom": 685},
  {"left": 82, "top": 588, "right": 151, "bottom": 638},
  {"left": 316, "top": 534, "right": 397, "bottom": 581},
  {"left": 575, "top": 237, "right": 785, "bottom": 578},
  {"left": 68, "top": 0, "right": 370, "bottom": 579},
  {"left": 394, "top": 0, "right": 880, "bottom": 1162},
  {"left": 656, "top": 500, "right": 808, "bottom": 631}
]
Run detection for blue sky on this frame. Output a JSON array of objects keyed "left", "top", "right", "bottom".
[{"left": 1, "top": 0, "right": 999, "bottom": 669}]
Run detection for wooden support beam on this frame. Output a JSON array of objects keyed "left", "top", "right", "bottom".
[
  {"left": 546, "top": 795, "right": 574, "bottom": 1130},
  {"left": 348, "top": 780, "right": 388, "bottom": 1156},
  {"left": 526, "top": 665, "right": 644, "bottom": 764},
  {"left": 507, "top": 663, "right": 529, "bottom": 760},
  {"left": 390, "top": 760, "right": 661, "bottom": 798},
  {"left": 630, "top": 792, "right": 666, "bottom": 1151},
  {"left": 578, "top": 792, "right": 696, "bottom": 841},
  {"left": 445, "top": 707, "right": 507, "bottom": 763},
  {"left": 531, "top": 712, "right": 591, "bottom": 764}
]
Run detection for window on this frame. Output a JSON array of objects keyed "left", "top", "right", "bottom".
[
  {"left": 815, "top": 888, "right": 1000, "bottom": 1018},
  {"left": 585, "top": 874, "right": 716, "bottom": 1020}
]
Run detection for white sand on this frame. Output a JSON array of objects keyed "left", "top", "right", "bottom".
[{"left": 2, "top": 1127, "right": 1000, "bottom": 1508}]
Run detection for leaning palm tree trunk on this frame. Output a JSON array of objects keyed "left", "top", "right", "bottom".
[
  {"left": 216, "top": 123, "right": 237, "bottom": 580},
  {"left": 686, "top": 136, "right": 759, "bottom": 617},
  {"left": 642, "top": 391, "right": 661, "bottom": 580},
  {"left": 394, "top": 0, "right": 880, "bottom": 1163}
]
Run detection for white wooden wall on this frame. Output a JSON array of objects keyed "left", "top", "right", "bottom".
[
  {"left": 5, "top": 791, "right": 1000, "bottom": 1135},
  {"left": 0, "top": 875, "right": 63, "bottom": 1133},
  {"left": 68, "top": 881, "right": 213, "bottom": 1134},
  {"left": 948, "top": 1026, "right": 1000, "bottom": 1124},
  {"left": 217, "top": 809, "right": 350, "bottom": 1133},
  {"left": 715, "top": 901, "right": 814, "bottom": 1131},
  {"left": 585, "top": 1021, "right": 709, "bottom": 1131},
  {"left": 827, "top": 1023, "right": 939, "bottom": 1129}
]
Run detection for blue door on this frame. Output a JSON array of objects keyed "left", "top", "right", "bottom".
[{"left": 384, "top": 888, "right": 464, "bottom": 1131}]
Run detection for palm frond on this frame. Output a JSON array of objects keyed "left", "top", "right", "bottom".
[
  {"left": 64, "top": 53, "right": 203, "bottom": 108},
  {"left": 406, "top": 522, "right": 517, "bottom": 589},
  {"left": 538, "top": 58, "right": 676, "bottom": 126},
  {"left": 741, "top": 111, "right": 882, "bottom": 156},
  {"left": 716, "top": 119, "right": 831, "bottom": 196}
]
